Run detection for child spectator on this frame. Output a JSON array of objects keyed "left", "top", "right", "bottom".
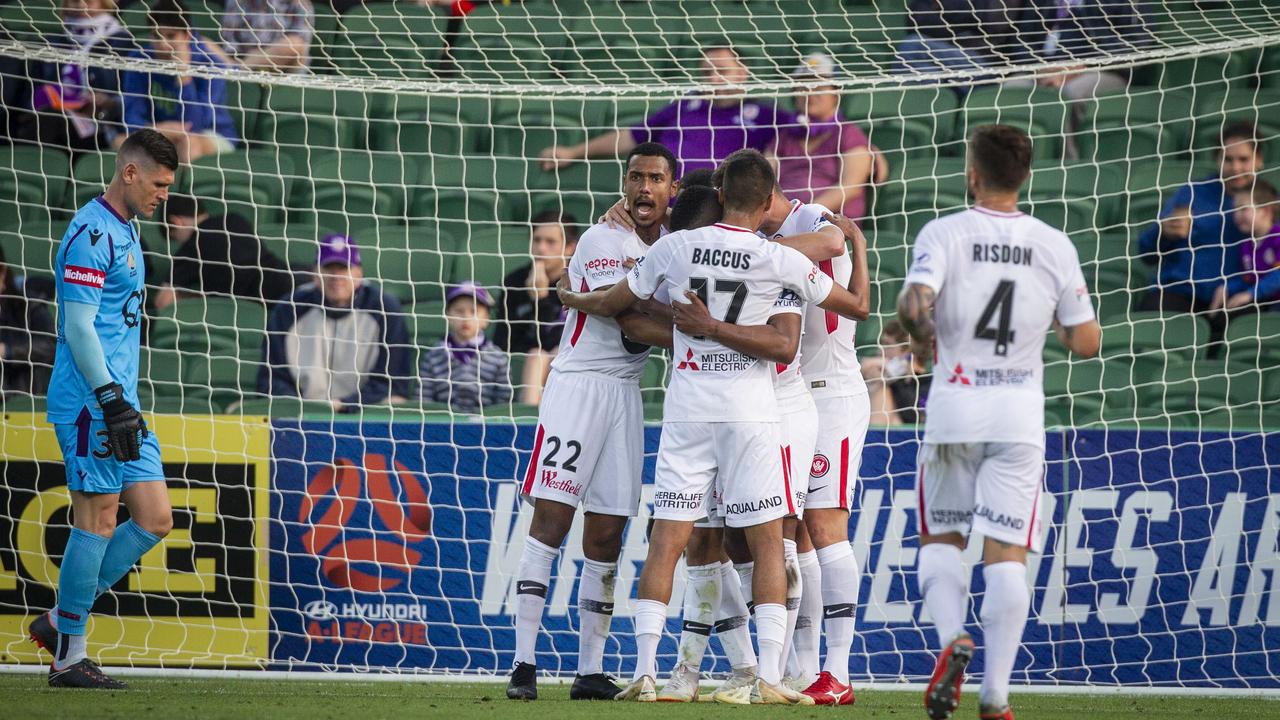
[
  {"left": 420, "top": 282, "right": 512, "bottom": 413},
  {"left": 1230, "top": 180, "right": 1280, "bottom": 310}
]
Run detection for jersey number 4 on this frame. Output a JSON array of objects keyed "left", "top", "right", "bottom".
[{"left": 974, "top": 279, "right": 1016, "bottom": 356}]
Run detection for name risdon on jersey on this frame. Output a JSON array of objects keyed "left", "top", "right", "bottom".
[
  {"left": 552, "top": 223, "right": 668, "bottom": 380},
  {"left": 904, "top": 206, "right": 1095, "bottom": 447},
  {"left": 628, "top": 222, "right": 834, "bottom": 423},
  {"left": 48, "top": 197, "right": 145, "bottom": 423},
  {"left": 765, "top": 199, "right": 867, "bottom": 399}
]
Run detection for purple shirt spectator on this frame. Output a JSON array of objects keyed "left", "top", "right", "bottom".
[
  {"left": 630, "top": 97, "right": 796, "bottom": 176},
  {"left": 1240, "top": 223, "right": 1280, "bottom": 302},
  {"left": 772, "top": 115, "right": 870, "bottom": 221}
]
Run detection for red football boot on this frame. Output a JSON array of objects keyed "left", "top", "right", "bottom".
[
  {"left": 979, "top": 704, "right": 1015, "bottom": 719},
  {"left": 924, "top": 633, "right": 975, "bottom": 720},
  {"left": 800, "top": 671, "right": 854, "bottom": 706}
]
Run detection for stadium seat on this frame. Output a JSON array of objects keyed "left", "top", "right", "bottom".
[
  {"left": 339, "top": 3, "right": 446, "bottom": 79},
  {"left": 70, "top": 151, "right": 116, "bottom": 209},
  {"left": 363, "top": 242, "right": 452, "bottom": 306},
  {"left": 257, "top": 220, "right": 327, "bottom": 267},
  {"left": 232, "top": 396, "right": 344, "bottom": 418},
  {"left": 1077, "top": 87, "right": 1190, "bottom": 162},
  {"left": 368, "top": 98, "right": 471, "bottom": 159},
  {"left": 180, "top": 150, "right": 294, "bottom": 227},
  {"left": 255, "top": 85, "right": 371, "bottom": 166},
  {"left": 453, "top": 4, "right": 562, "bottom": 84},
  {"left": 150, "top": 297, "right": 266, "bottom": 362},
  {"left": 1223, "top": 313, "right": 1280, "bottom": 367},
  {"left": 0, "top": 145, "right": 69, "bottom": 222},
  {"left": 1100, "top": 311, "right": 1207, "bottom": 362},
  {"left": 410, "top": 188, "right": 513, "bottom": 243},
  {"left": 409, "top": 301, "right": 447, "bottom": 345},
  {"left": 299, "top": 152, "right": 419, "bottom": 229},
  {"left": 959, "top": 86, "right": 1068, "bottom": 161},
  {"left": 0, "top": 0, "right": 59, "bottom": 42},
  {"left": 641, "top": 354, "right": 669, "bottom": 407},
  {"left": 491, "top": 109, "right": 588, "bottom": 161},
  {"left": 0, "top": 224, "right": 58, "bottom": 275},
  {"left": 842, "top": 87, "right": 960, "bottom": 152}
]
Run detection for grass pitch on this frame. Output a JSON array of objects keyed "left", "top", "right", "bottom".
[{"left": 2, "top": 675, "right": 1275, "bottom": 719}]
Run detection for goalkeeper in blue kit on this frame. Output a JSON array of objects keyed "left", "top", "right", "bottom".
[{"left": 28, "top": 129, "right": 178, "bottom": 688}]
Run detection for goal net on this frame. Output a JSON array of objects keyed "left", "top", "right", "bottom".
[{"left": 0, "top": 0, "right": 1278, "bottom": 688}]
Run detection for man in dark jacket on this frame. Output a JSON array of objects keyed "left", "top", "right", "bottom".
[
  {"left": 0, "top": 246, "right": 55, "bottom": 395},
  {"left": 257, "top": 234, "right": 413, "bottom": 411}
]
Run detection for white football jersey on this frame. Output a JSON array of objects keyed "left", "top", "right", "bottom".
[
  {"left": 552, "top": 223, "right": 667, "bottom": 380},
  {"left": 629, "top": 222, "right": 835, "bottom": 423},
  {"left": 903, "top": 206, "right": 1095, "bottom": 447},
  {"left": 770, "top": 289, "right": 807, "bottom": 407},
  {"left": 764, "top": 199, "right": 867, "bottom": 399}
]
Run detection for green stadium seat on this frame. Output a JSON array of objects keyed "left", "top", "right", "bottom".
[
  {"left": 1223, "top": 313, "right": 1280, "bottom": 367},
  {"left": 339, "top": 3, "right": 446, "bottom": 79},
  {"left": 491, "top": 110, "right": 588, "bottom": 161},
  {"left": 257, "top": 220, "right": 326, "bottom": 267},
  {"left": 641, "top": 354, "right": 669, "bottom": 407},
  {"left": 232, "top": 396, "right": 343, "bottom": 418},
  {"left": 410, "top": 188, "right": 512, "bottom": 242},
  {"left": 369, "top": 96, "right": 473, "bottom": 158},
  {"left": 408, "top": 301, "right": 447, "bottom": 344},
  {"left": 0, "top": 222, "right": 59, "bottom": 275},
  {"left": 150, "top": 297, "right": 266, "bottom": 362},
  {"left": 298, "top": 152, "right": 419, "bottom": 229},
  {"left": 0, "top": 145, "right": 69, "bottom": 222},
  {"left": 453, "top": 4, "right": 562, "bottom": 84},
  {"left": 1100, "top": 311, "right": 1208, "bottom": 362},
  {"left": 71, "top": 151, "right": 115, "bottom": 209},
  {"left": 842, "top": 87, "right": 960, "bottom": 152},
  {"left": 255, "top": 85, "right": 371, "bottom": 166},
  {"left": 959, "top": 86, "right": 1068, "bottom": 161},
  {"left": 363, "top": 241, "right": 453, "bottom": 306},
  {"left": 0, "top": 0, "right": 59, "bottom": 43},
  {"left": 180, "top": 150, "right": 294, "bottom": 226}
]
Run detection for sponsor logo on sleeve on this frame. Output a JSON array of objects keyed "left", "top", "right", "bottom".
[
  {"left": 585, "top": 256, "right": 624, "bottom": 280},
  {"left": 63, "top": 265, "right": 105, "bottom": 288}
]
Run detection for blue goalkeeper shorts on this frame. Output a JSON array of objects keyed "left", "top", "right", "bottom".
[{"left": 55, "top": 414, "right": 164, "bottom": 494}]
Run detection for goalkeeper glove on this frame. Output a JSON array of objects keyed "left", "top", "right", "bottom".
[{"left": 94, "top": 382, "right": 147, "bottom": 462}]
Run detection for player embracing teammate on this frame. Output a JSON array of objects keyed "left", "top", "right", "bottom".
[{"left": 557, "top": 150, "right": 868, "bottom": 704}]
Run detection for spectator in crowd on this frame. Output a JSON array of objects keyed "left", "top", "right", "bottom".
[
  {"left": 861, "top": 320, "right": 930, "bottom": 426},
  {"left": 1229, "top": 179, "right": 1280, "bottom": 311},
  {"left": 122, "top": 0, "right": 238, "bottom": 164},
  {"left": 221, "top": 0, "right": 314, "bottom": 73},
  {"left": 1008, "top": 1, "right": 1153, "bottom": 158},
  {"left": 539, "top": 44, "right": 797, "bottom": 176},
  {"left": 153, "top": 194, "right": 302, "bottom": 310},
  {"left": 258, "top": 234, "right": 412, "bottom": 411},
  {"left": 897, "top": 1, "right": 1039, "bottom": 88},
  {"left": 419, "top": 282, "right": 512, "bottom": 413},
  {"left": 0, "top": 246, "right": 56, "bottom": 396},
  {"left": 770, "top": 53, "right": 878, "bottom": 224},
  {"left": 20, "top": 0, "right": 136, "bottom": 153},
  {"left": 1137, "top": 120, "right": 1258, "bottom": 338},
  {"left": 493, "top": 210, "right": 579, "bottom": 405}
]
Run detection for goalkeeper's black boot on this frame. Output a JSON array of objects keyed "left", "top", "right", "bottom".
[
  {"left": 49, "top": 659, "right": 128, "bottom": 689},
  {"left": 506, "top": 662, "right": 537, "bottom": 700},
  {"left": 570, "top": 673, "right": 621, "bottom": 700},
  {"left": 28, "top": 611, "right": 56, "bottom": 655}
]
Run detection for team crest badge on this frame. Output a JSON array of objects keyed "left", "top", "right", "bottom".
[
  {"left": 128, "top": 251, "right": 136, "bottom": 270},
  {"left": 810, "top": 454, "right": 830, "bottom": 478},
  {"left": 88, "top": 228, "right": 102, "bottom": 245}
]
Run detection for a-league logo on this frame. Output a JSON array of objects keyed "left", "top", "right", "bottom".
[{"left": 810, "top": 454, "right": 830, "bottom": 478}]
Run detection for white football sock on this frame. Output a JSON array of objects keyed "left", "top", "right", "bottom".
[
  {"left": 734, "top": 561, "right": 754, "bottom": 613},
  {"left": 917, "top": 543, "right": 968, "bottom": 647},
  {"left": 817, "top": 542, "right": 859, "bottom": 684},
  {"left": 715, "top": 561, "right": 757, "bottom": 670},
  {"left": 633, "top": 598, "right": 667, "bottom": 681},
  {"left": 794, "top": 549, "right": 822, "bottom": 679},
  {"left": 780, "top": 539, "right": 802, "bottom": 680},
  {"left": 675, "top": 563, "right": 719, "bottom": 671},
  {"left": 52, "top": 631, "right": 87, "bottom": 671},
  {"left": 576, "top": 558, "right": 617, "bottom": 676},
  {"left": 978, "top": 562, "right": 1030, "bottom": 710},
  {"left": 513, "top": 536, "right": 559, "bottom": 666},
  {"left": 754, "top": 602, "right": 787, "bottom": 686}
]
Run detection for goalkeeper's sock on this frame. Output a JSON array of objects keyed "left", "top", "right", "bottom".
[
  {"left": 794, "top": 548, "right": 822, "bottom": 678},
  {"left": 754, "top": 602, "right": 786, "bottom": 686},
  {"left": 734, "top": 561, "right": 754, "bottom": 614},
  {"left": 817, "top": 542, "right": 859, "bottom": 684},
  {"left": 780, "top": 539, "right": 802, "bottom": 680},
  {"left": 715, "top": 561, "right": 756, "bottom": 670},
  {"left": 576, "top": 558, "right": 616, "bottom": 676},
  {"left": 52, "top": 528, "right": 109, "bottom": 670},
  {"left": 632, "top": 599, "right": 666, "bottom": 681},
  {"left": 55, "top": 528, "right": 109, "bottom": 637},
  {"left": 918, "top": 542, "right": 968, "bottom": 647},
  {"left": 96, "top": 520, "right": 161, "bottom": 596},
  {"left": 675, "top": 563, "right": 719, "bottom": 670},
  {"left": 978, "top": 561, "right": 1030, "bottom": 711},
  {"left": 513, "top": 536, "right": 558, "bottom": 666}
]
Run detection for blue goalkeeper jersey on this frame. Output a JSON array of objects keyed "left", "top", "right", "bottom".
[{"left": 47, "top": 196, "right": 146, "bottom": 424}]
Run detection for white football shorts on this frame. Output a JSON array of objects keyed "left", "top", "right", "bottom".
[
  {"left": 778, "top": 393, "right": 819, "bottom": 516},
  {"left": 914, "top": 441, "right": 1047, "bottom": 553},
  {"left": 521, "top": 370, "right": 644, "bottom": 516},
  {"left": 805, "top": 393, "right": 870, "bottom": 511},
  {"left": 654, "top": 421, "right": 789, "bottom": 528}
]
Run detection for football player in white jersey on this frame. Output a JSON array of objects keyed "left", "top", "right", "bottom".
[
  {"left": 656, "top": 177, "right": 870, "bottom": 704},
  {"left": 897, "top": 125, "right": 1101, "bottom": 720},
  {"left": 559, "top": 150, "right": 867, "bottom": 704},
  {"left": 506, "top": 143, "right": 680, "bottom": 702}
]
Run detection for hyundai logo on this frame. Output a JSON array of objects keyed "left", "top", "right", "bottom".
[{"left": 303, "top": 600, "right": 338, "bottom": 620}]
